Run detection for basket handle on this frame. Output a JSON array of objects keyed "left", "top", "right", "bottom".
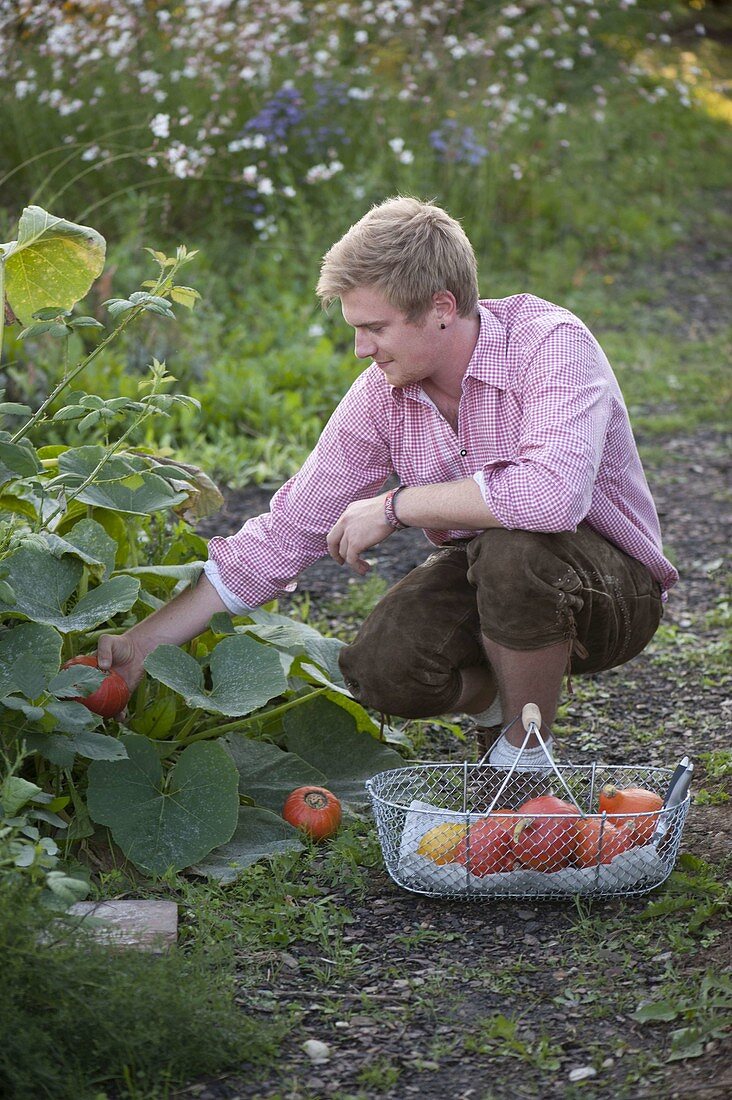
[{"left": 522, "top": 703, "right": 542, "bottom": 731}]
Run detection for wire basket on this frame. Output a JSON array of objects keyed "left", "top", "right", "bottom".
[{"left": 365, "top": 705, "right": 692, "bottom": 900}]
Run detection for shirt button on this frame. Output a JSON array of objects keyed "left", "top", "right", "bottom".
[{"left": 460, "top": 448, "right": 467, "bottom": 457}]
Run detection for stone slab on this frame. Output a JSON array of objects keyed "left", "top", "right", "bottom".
[{"left": 67, "top": 899, "right": 178, "bottom": 951}]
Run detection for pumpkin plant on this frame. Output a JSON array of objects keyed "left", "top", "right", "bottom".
[{"left": 0, "top": 205, "right": 406, "bottom": 886}]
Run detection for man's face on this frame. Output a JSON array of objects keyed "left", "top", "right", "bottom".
[{"left": 340, "top": 286, "right": 440, "bottom": 389}]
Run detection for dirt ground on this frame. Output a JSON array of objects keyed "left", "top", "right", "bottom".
[
  {"left": 189, "top": 428, "right": 731, "bottom": 1100},
  {"left": 188, "top": 236, "right": 731, "bottom": 1099}
]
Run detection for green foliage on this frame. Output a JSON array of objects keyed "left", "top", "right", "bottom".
[
  {"left": 695, "top": 750, "right": 732, "bottom": 806},
  {"left": 0, "top": 883, "right": 279, "bottom": 1100},
  {"left": 86, "top": 735, "right": 240, "bottom": 876},
  {"left": 632, "top": 972, "right": 732, "bottom": 1061},
  {"left": 0, "top": 205, "right": 407, "bottom": 883},
  {"left": 0, "top": 749, "right": 89, "bottom": 907}
]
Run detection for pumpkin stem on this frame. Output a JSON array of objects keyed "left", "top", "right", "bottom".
[{"left": 304, "top": 791, "right": 328, "bottom": 810}]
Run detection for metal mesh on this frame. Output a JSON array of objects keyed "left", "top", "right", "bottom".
[{"left": 365, "top": 762, "right": 690, "bottom": 899}]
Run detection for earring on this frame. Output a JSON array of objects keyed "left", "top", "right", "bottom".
[{"left": 440, "top": 323, "right": 446, "bottom": 330}]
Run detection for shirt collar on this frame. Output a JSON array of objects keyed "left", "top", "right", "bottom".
[
  {"left": 464, "top": 302, "right": 509, "bottom": 390},
  {"left": 388, "top": 301, "right": 508, "bottom": 404}
]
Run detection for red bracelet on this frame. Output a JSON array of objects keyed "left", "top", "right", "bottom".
[{"left": 384, "top": 486, "right": 408, "bottom": 530}]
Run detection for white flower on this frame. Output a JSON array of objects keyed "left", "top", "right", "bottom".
[
  {"left": 389, "top": 138, "right": 405, "bottom": 153},
  {"left": 308, "top": 323, "right": 325, "bottom": 338},
  {"left": 242, "top": 165, "right": 258, "bottom": 184},
  {"left": 257, "top": 177, "right": 274, "bottom": 195},
  {"left": 150, "top": 113, "right": 170, "bottom": 139},
  {"left": 59, "top": 98, "right": 83, "bottom": 116}
]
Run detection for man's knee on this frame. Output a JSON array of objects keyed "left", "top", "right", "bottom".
[{"left": 338, "top": 638, "right": 464, "bottom": 719}]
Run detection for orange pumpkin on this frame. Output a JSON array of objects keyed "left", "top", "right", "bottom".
[
  {"left": 598, "top": 784, "right": 663, "bottom": 843},
  {"left": 575, "top": 818, "right": 635, "bottom": 867}
]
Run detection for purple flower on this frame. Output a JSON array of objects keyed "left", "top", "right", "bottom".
[{"left": 429, "top": 119, "right": 488, "bottom": 165}]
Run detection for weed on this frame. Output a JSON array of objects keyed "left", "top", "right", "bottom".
[
  {"left": 632, "top": 971, "right": 732, "bottom": 1062},
  {"left": 463, "top": 1013, "right": 564, "bottom": 1071},
  {"left": 0, "top": 883, "right": 279, "bottom": 1100},
  {"left": 357, "top": 1057, "right": 402, "bottom": 1091}
]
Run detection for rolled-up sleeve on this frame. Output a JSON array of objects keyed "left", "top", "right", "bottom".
[
  {"left": 207, "top": 371, "right": 393, "bottom": 608},
  {"left": 475, "top": 325, "right": 612, "bottom": 532}
]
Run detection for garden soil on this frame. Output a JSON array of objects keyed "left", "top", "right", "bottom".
[{"left": 185, "top": 236, "right": 730, "bottom": 1100}]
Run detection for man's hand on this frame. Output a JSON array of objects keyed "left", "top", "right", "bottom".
[
  {"left": 97, "top": 632, "right": 148, "bottom": 693},
  {"left": 327, "top": 495, "right": 394, "bottom": 575},
  {"left": 95, "top": 573, "right": 229, "bottom": 695}
]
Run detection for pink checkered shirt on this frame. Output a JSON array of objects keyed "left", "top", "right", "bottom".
[{"left": 206, "top": 295, "right": 678, "bottom": 610}]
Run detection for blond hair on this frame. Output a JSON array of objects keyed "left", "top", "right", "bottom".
[{"left": 316, "top": 196, "right": 479, "bottom": 321}]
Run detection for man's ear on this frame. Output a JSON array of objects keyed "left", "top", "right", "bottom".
[{"left": 432, "top": 290, "right": 458, "bottom": 326}]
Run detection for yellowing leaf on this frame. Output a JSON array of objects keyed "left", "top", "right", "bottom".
[
  {"left": 2, "top": 206, "right": 106, "bottom": 325},
  {"left": 170, "top": 285, "right": 201, "bottom": 310}
]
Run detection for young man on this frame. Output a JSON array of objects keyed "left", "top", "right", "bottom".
[{"left": 99, "top": 197, "right": 677, "bottom": 767}]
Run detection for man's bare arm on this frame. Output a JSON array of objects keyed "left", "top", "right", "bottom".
[
  {"left": 391, "top": 480, "right": 500, "bottom": 530},
  {"left": 327, "top": 479, "right": 501, "bottom": 575},
  {"left": 97, "top": 573, "right": 228, "bottom": 690}
]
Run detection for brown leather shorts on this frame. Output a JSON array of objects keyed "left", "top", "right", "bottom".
[{"left": 338, "top": 525, "right": 663, "bottom": 719}]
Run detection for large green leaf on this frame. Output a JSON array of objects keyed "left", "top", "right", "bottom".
[
  {"left": 0, "top": 439, "right": 41, "bottom": 487},
  {"left": 86, "top": 734, "right": 239, "bottom": 875},
  {"left": 114, "top": 562, "right": 205, "bottom": 588},
  {"left": 283, "top": 696, "right": 406, "bottom": 807},
  {"left": 0, "top": 622, "right": 62, "bottom": 695},
  {"left": 224, "top": 735, "right": 327, "bottom": 814},
  {"left": 192, "top": 806, "right": 304, "bottom": 883},
  {"left": 56, "top": 447, "right": 188, "bottom": 515},
  {"left": 2, "top": 206, "right": 106, "bottom": 325},
  {"left": 44, "top": 518, "right": 118, "bottom": 579},
  {"left": 0, "top": 545, "right": 139, "bottom": 632},
  {"left": 22, "top": 727, "right": 128, "bottom": 767},
  {"left": 143, "top": 634, "right": 288, "bottom": 717},
  {"left": 1, "top": 775, "right": 43, "bottom": 816},
  {"left": 245, "top": 608, "right": 347, "bottom": 688}
]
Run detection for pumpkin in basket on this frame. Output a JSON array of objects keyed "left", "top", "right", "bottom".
[
  {"left": 454, "top": 817, "right": 514, "bottom": 876},
  {"left": 575, "top": 818, "right": 635, "bottom": 867},
  {"left": 513, "top": 795, "right": 580, "bottom": 873},
  {"left": 599, "top": 784, "right": 663, "bottom": 844},
  {"left": 417, "top": 822, "right": 468, "bottom": 865}
]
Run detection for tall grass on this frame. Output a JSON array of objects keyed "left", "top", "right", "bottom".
[{"left": 1, "top": 884, "right": 280, "bottom": 1100}]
